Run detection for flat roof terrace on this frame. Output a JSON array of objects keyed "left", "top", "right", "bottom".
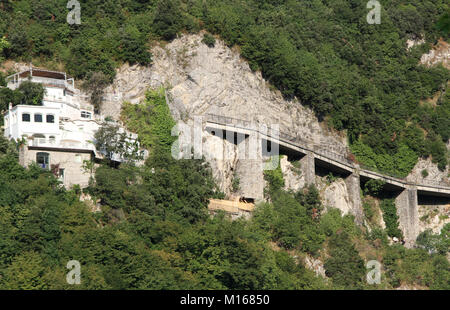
[{"left": 9, "top": 68, "right": 70, "bottom": 80}]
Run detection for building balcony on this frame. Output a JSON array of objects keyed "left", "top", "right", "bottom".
[{"left": 28, "top": 138, "right": 96, "bottom": 152}]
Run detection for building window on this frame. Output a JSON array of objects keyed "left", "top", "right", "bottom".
[
  {"left": 46, "top": 114, "right": 55, "bottom": 123},
  {"left": 36, "top": 152, "right": 50, "bottom": 170},
  {"left": 49, "top": 136, "right": 56, "bottom": 144},
  {"left": 81, "top": 111, "right": 92, "bottom": 119},
  {"left": 34, "top": 113, "right": 43, "bottom": 122},
  {"left": 75, "top": 154, "right": 82, "bottom": 163},
  {"left": 58, "top": 168, "right": 65, "bottom": 182},
  {"left": 22, "top": 113, "right": 31, "bottom": 122},
  {"left": 33, "top": 134, "right": 46, "bottom": 145}
]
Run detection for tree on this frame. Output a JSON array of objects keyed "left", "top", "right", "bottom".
[
  {"left": 324, "top": 231, "right": 365, "bottom": 289},
  {"left": 82, "top": 72, "right": 110, "bottom": 113},
  {"left": 17, "top": 81, "right": 45, "bottom": 105},
  {"left": 0, "top": 87, "right": 23, "bottom": 113},
  {"left": 416, "top": 224, "right": 450, "bottom": 255},
  {"left": 118, "top": 25, "right": 152, "bottom": 65},
  {"left": 153, "top": 0, "right": 184, "bottom": 40},
  {"left": 436, "top": 9, "right": 450, "bottom": 35},
  {"left": 94, "top": 121, "right": 143, "bottom": 164},
  {"left": 363, "top": 179, "right": 386, "bottom": 196},
  {"left": 1, "top": 251, "right": 49, "bottom": 289},
  {"left": 0, "top": 36, "right": 10, "bottom": 62}
]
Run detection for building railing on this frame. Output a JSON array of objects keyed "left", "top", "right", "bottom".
[
  {"left": 358, "top": 163, "right": 406, "bottom": 180},
  {"left": 8, "top": 76, "right": 75, "bottom": 91},
  {"left": 314, "top": 145, "right": 354, "bottom": 167},
  {"left": 203, "top": 113, "right": 450, "bottom": 190}
]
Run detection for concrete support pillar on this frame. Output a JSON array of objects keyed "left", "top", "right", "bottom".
[
  {"left": 300, "top": 151, "right": 315, "bottom": 186},
  {"left": 235, "top": 133, "right": 264, "bottom": 202},
  {"left": 344, "top": 172, "right": 364, "bottom": 225},
  {"left": 395, "top": 187, "right": 419, "bottom": 248}
]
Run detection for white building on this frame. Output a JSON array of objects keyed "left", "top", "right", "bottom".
[
  {"left": 4, "top": 67, "right": 97, "bottom": 149},
  {"left": 3, "top": 67, "right": 100, "bottom": 188},
  {"left": 3, "top": 67, "right": 145, "bottom": 188}
]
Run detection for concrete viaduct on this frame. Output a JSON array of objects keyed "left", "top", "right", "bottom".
[{"left": 201, "top": 114, "right": 450, "bottom": 247}]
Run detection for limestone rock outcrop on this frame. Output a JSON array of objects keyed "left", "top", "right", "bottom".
[
  {"left": 418, "top": 204, "right": 450, "bottom": 235},
  {"left": 420, "top": 39, "right": 450, "bottom": 69},
  {"left": 100, "top": 33, "right": 347, "bottom": 199},
  {"left": 280, "top": 156, "right": 304, "bottom": 192},
  {"left": 406, "top": 158, "right": 449, "bottom": 187}
]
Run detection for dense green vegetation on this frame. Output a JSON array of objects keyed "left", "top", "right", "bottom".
[
  {"left": 93, "top": 121, "right": 144, "bottom": 164},
  {"left": 380, "top": 199, "right": 403, "bottom": 239},
  {"left": 0, "top": 80, "right": 45, "bottom": 111},
  {"left": 0, "top": 80, "right": 46, "bottom": 126},
  {"left": 0, "top": 0, "right": 449, "bottom": 175},
  {"left": 121, "top": 88, "right": 176, "bottom": 153}
]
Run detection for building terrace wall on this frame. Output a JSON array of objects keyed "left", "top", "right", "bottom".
[{"left": 21, "top": 146, "right": 93, "bottom": 189}]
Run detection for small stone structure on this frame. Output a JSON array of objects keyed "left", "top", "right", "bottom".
[
  {"left": 208, "top": 199, "right": 255, "bottom": 220},
  {"left": 19, "top": 145, "right": 94, "bottom": 189}
]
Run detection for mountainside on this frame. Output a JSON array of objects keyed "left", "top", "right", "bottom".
[
  {"left": 0, "top": 0, "right": 449, "bottom": 291},
  {"left": 1, "top": 0, "right": 449, "bottom": 177},
  {"left": 99, "top": 33, "right": 348, "bottom": 196},
  {"left": 98, "top": 33, "right": 449, "bottom": 197}
]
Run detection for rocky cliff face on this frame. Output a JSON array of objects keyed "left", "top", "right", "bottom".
[
  {"left": 280, "top": 156, "right": 305, "bottom": 192},
  {"left": 420, "top": 39, "right": 450, "bottom": 69},
  {"left": 6, "top": 34, "right": 448, "bottom": 234},
  {"left": 319, "top": 178, "right": 352, "bottom": 216},
  {"left": 418, "top": 204, "right": 450, "bottom": 234},
  {"left": 100, "top": 33, "right": 347, "bottom": 201},
  {"left": 406, "top": 157, "right": 449, "bottom": 187},
  {"left": 99, "top": 34, "right": 449, "bottom": 230},
  {"left": 102, "top": 33, "right": 346, "bottom": 147}
]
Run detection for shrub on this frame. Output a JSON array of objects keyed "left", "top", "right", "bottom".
[
  {"left": 324, "top": 231, "right": 365, "bottom": 289},
  {"left": 380, "top": 199, "right": 402, "bottom": 239},
  {"left": 421, "top": 169, "right": 429, "bottom": 178},
  {"left": 121, "top": 88, "right": 176, "bottom": 153},
  {"left": 368, "top": 227, "right": 389, "bottom": 247},
  {"left": 263, "top": 156, "right": 284, "bottom": 192},
  {"left": 231, "top": 173, "right": 240, "bottom": 192},
  {"left": 363, "top": 179, "right": 386, "bottom": 197},
  {"left": 202, "top": 33, "right": 216, "bottom": 48},
  {"left": 362, "top": 200, "right": 375, "bottom": 220}
]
